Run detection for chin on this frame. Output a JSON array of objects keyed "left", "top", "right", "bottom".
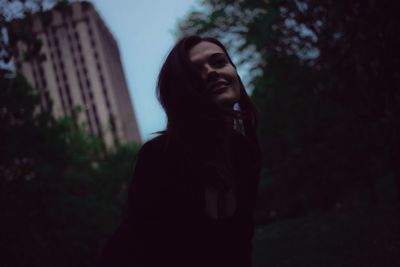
[
  {"left": 211, "top": 86, "right": 240, "bottom": 108},
  {"left": 213, "top": 95, "right": 239, "bottom": 109}
]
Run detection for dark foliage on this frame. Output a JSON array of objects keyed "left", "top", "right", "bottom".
[
  {"left": 1, "top": 1, "right": 140, "bottom": 266},
  {"left": 178, "top": 0, "right": 400, "bottom": 221},
  {"left": 0, "top": 72, "right": 140, "bottom": 267}
]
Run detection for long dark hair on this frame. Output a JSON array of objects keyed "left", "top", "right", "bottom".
[
  {"left": 156, "top": 36, "right": 260, "bottom": 189},
  {"left": 157, "top": 35, "right": 258, "bottom": 140}
]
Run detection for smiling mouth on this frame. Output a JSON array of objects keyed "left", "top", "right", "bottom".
[
  {"left": 212, "top": 84, "right": 229, "bottom": 93},
  {"left": 207, "top": 81, "right": 230, "bottom": 93}
]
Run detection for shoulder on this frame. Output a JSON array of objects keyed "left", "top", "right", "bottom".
[
  {"left": 231, "top": 129, "right": 261, "bottom": 166},
  {"left": 137, "top": 134, "right": 169, "bottom": 158},
  {"left": 129, "top": 134, "right": 171, "bottom": 190},
  {"left": 231, "top": 129, "right": 251, "bottom": 148},
  {"left": 130, "top": 134, "right": 168, "bottom": 177},
  {"left": 134, "top": 133, "right": 182, "bottom": 172}
]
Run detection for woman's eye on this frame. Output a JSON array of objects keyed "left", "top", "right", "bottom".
[{"left": 211, "top": 57, "right": 228, "bottom": 67}]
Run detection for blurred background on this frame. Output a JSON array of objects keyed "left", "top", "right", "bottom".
[{"left": 1, "top": 0, "right": 399, "bottom": 266}]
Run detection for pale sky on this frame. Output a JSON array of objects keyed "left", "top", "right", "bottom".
[{"left": 90, "top": 0, "right": 200, "bottom": 141}]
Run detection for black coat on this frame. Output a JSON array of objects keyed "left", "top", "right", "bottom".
[{"left": 100, "top": 130, "right": 260, "bottom": 267}]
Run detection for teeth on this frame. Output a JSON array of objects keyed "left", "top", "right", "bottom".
[
  {"left": 213, "top": 84, "right": 228, "bottom": 91},
  {"left": 209, "top": 82, "right": 228, "bottom": 90}
]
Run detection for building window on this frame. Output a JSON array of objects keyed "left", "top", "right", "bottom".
[
  {"left": 87, "top": 111, "right": 94, "bottom": 135},
  {"left": 66, "top": 85, "right": 73, "bottom": 107},
  {"left": 58, "top": 86, "right": 67, "bottom": 114},
  {"left": 94, "top": 107, "right": 100, "bottom": 128},
  {"left": 39, "top": 65, "right": 44, "bottom": 75},
  {"left": 32, "top": 67, "right": 37, "bottom": 83},
  {"left": 82, "top": 2, "right": 91, "bottom": 12},
  {"left": 78, "top": 78, "right": 83, "bottom": 90},
  {"left": 42, "top": 78, "right": 47, "bottom": 89},
  {"left": 45, "top": 91, "right": 52, "bottom": 111}
]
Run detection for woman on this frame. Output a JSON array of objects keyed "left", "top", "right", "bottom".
[{"left": 100, "top": 36, "right": 261, "bottom": 267}]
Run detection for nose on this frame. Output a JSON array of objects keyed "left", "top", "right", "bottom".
[{"left": 202, "top": 64, "right": 218, "bottom": 81}]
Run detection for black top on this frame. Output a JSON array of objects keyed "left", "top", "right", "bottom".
[{"left": 100, "top": 130, "right": 260, "bottom": 267}]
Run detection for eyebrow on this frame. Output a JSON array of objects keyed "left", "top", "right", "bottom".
[{"left": 190, "top": 52, "right": 227, "bottom": 65}]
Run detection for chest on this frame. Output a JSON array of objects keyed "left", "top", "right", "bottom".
[{"left": 168, "top": 146, "right": 254, "bottom": 221}]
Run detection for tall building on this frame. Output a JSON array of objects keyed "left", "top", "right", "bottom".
[{"left": 8, "top": 1, "right": 141, "bottom": 147}]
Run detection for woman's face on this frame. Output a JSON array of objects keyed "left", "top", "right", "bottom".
[{"left": 188, "top": 41, "right": 241, "bottom": 109}]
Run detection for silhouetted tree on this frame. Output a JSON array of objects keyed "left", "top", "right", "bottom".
[
  {"left": 0, "top": 1, "right": 140, "bottom": 266},
  {"left": 178, "top": 0, "right": 400, "bottom": 219}
]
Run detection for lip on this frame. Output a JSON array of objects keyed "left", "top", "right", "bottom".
[{"left": 207, "top": 80, "right": 230, "bottom": 93}]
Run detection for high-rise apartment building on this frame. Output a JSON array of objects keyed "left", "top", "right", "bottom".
[{"left": 8, "top": 1, "right": 141, "bottom": 147}]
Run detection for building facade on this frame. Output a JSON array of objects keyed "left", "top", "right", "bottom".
[{"left": 9, "top": 1, "right": 141, "bottom": 147}]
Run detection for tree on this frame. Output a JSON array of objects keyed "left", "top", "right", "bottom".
[
  {"left": 178, "top": 0, "right": 400, "bottom": 219},
  {"left": 0, "top": 71, "right": 140, "bottom": 266},
  {"left": 1, "top": 1, "right": 140, "bottom": 266}
]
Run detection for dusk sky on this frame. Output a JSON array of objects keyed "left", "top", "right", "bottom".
[{"left": 90, "top": 0, "right": 200, "bottom": 141}]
